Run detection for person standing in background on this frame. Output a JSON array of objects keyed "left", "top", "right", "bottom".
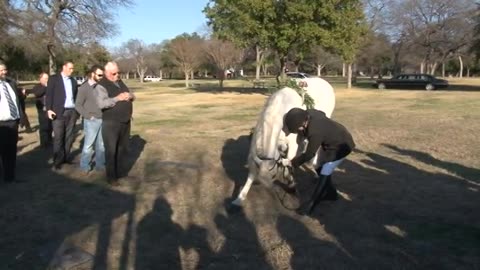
[
  {"left": 27, "top": 72, "right": 52, "bottom": 148},
  {"left": 75, "top": 65, "right": 105, "bottom": 174},
  {"left": 45, "top": 61, "right": 79, "bottom": 170}
]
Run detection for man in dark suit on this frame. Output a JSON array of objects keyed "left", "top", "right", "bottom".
[
  {"left": 45, "top": 61, "right": 79, "bottom": 169},
  {"left": 0, "top": 62, "right": 26, "bottom": 182},
  {"left": 27, "top": 72, "right": 52, "bottom": 147}
]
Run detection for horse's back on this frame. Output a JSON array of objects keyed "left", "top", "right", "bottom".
[{"left": 305, "top": 77, "right": 335, "bottom": 118}]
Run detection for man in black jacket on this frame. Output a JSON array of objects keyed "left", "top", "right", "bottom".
[
  {"left": 95, "top": 61, "right": 134, "bottom": 186},
  {"left": 282, "top": 108, "right": 355, "bottom": 214},
  {"left": 0, "top": 63, "right": 26, "bottom": 182},
  {"left": 45, "top": 61, "right": 79, "bottom": 169},
  {"left": 28, "top": 72, "right": 52, "bottom": 147}
]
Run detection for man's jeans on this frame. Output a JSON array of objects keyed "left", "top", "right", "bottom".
[{"left": 80, "top": 117, "right": 105, "bottom": 172}]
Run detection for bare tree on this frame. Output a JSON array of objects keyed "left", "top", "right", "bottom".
[
  {"left": 115, "top": 58, "right": 136, "bottom": 79},
  {"left": 120, "top": 39, "right": 148, "bottom": 83},
  {"left": 203, "top": 39, "right": 242, "bottom": 88},
  {"left": 168, "top": 37, "right": 204, "bottom": 87},
  {"left": 305, "top": 46, "right": 341, "bottom": 77},
  {"left": 14, "top": 0, "right": 132, "bottom": 74},
  {"left": 145, "top": 43, "right": 164, "bottom": 78},
  {"left": 389, "top": 0, "right": 476, "bottom": 75}
]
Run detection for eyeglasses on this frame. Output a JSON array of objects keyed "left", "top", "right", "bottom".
[
  {"left": 95, "top": 74, "right": 103, "bottom": 77},
  {"left": 112, "top": 72, "right": 119, "bottom": 76}
]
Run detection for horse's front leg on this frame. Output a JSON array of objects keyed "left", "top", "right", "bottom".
[{"left": 231, "top": 172, "right": 256, "bottom": 206}]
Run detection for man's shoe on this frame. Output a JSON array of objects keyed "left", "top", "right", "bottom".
[{"left": 53, "top": 164, "right": 62, "bottom": 171}]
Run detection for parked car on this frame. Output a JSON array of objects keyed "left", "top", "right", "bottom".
[
  {"left": 75, "top": 76, "right": 86, "bottom": 85},
  {"left": 286, "top": 72, "right": 315, "bottom": 79},
  {"left": 144, "top": 75, "right": 162, "bottom": 82},
  {"left": 373, "top": 74, "right": 449, "bottom": 90}
]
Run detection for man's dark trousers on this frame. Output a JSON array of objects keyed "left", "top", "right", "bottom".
[
  {"left": 36, "top": 107, "right": 52, "bottom": 147},
  {"left": 0, "top": 120, "right": 19, "bottom": 181},
  {"left": 102, "top": 120, "right": 130, "bottom": 180},
  {"left": 52, "top": 109, "right": 78, "bottom": 166}
]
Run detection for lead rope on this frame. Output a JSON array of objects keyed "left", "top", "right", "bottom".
[{"left": 271, "top": 158, "right": 299, "bottom": 211}]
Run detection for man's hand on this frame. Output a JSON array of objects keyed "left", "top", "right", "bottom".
[
  {"left": 279, "top": 158, "right": 291, "bottom": 167},
  {"left": 115, "top": 92, "right": 130, "bottom": 101},
  {"left": 128, "top": 92, "right": 136, "bottom": 101},
  {"left": 47, "top": 110, "right": 56, "bottom": 120}
]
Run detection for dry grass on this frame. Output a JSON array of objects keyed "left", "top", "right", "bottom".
[{"left": 1, "top": 78, "right": 479, "bottom": 270}]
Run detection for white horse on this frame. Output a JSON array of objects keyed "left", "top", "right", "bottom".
[{"left": 231, "top": 77, "right": 335, "bottom": 207}]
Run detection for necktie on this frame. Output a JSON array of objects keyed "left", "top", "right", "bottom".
[{"left": 1, "top": 82, "right": 19, "bottom": 119}]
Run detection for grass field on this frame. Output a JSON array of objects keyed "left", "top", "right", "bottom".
[{"left": 1, "top": 78, "right": 479, "bottom": 269}]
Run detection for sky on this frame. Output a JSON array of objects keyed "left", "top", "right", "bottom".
[{"left": 103, "top": 0, "right": 210, "bottom": 49}]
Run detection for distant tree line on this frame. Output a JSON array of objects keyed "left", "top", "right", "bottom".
[{"left": 1, "top": 0, "right": 479, "bottom": 86}]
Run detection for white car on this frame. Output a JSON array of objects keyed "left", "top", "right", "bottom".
[{"left": 144, "top": 75, "right": 162, "bottom": 82}]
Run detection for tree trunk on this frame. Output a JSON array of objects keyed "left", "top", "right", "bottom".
[
  {"left": 218, "top": 69, "right": 225, "bottom": 88},
  {"left": 458, "top": 56, "right": 463, "bottom": 78},
  {"left": 347, "top": 63, "right": 352, "bottom": 89},
  {"left": 277, "top": 55, "right": 287, "bottom": 85},
  {"left": 255, "top": 45, "right": 264, "bottom": 80},
  {"left": 352, "top": 63, "right": 357, "bottom": 84},
  {"left": 159, "top": 69, "right": 163, "bottom": 79},
  {"left": 430, "top": 62, "right": 438, "bottom": 75},
  {"left": 342, "top": 63, "right": 346, "bottom": 77},
  {"left": 48, "top": 44, "right": 56, "bottom": 75},
  {"left": 420, "top": 61, "right": 425, "bottom": 74},
  {"left": 191, "top": 70, "right": 194, "bottom": 80},
  {"left": 317, "top": 64, "right": 324, "bottom": 76},
  {"left": 467, "top": 68, "right": 470, "bottom": 77},
  {"left": 184, "top": 71, "right": 189, "bottom": 88},
  {"left": 441, "top": 62, "right": 445, "bottom": 78}
]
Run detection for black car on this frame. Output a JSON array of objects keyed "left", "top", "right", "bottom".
[{"left": 373, "top": 74, "right": 449, "bottom": 90}]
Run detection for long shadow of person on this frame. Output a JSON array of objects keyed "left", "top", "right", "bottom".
[
  {"left": 312, "top": 149, "right": 480, "bottom": 269},
  {"left": 382, "top": 143, "right": 480, "bottom": 183},
  {"left": 122, "top": 134, "right": 147, "bottom": 178},
  {"left": 220, "top": 135, "right": 251, "bottom": 198},
  {"left": 135, "top": 197, "right": 183, "bottom": 270},
  {"left": 183, "top": 224, "right": 215, "bottom": 269},
  {"left": 276, "top": 214, "right": 356, "bottom": 269},
  {"left": 0, "top": 145, "right": 135, "bottom": 270},
  {"left": 212, "top": 204, "right": 274, "bottom": 270}
]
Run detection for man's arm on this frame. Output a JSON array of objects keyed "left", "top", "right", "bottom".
[
  {"left": 291, "top": 135, "right": 323, "bottom": 168},
  {"left": 74, "top": 86, "right": 88, "bottom": 117},
  {"left": 94, "top": 84, "right": 121, "bottom": 109},
  {"left": 30, "top": 85, "right": 46, "bottom": 98}
]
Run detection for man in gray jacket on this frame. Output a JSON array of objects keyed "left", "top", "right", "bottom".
[{"left": 75, "top": 65, "right": 105, "bottom": 174}]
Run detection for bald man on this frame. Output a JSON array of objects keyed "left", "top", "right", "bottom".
[{"left": 95, "top": 61, "right": 134, "bottom": 186}]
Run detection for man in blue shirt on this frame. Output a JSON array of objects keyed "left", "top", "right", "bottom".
[{"left": 45, "top": 61, "right": 79, "bottom": 170}]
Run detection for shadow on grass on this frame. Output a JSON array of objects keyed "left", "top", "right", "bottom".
[
  {"left": 308, "top": 148, "right": 480, "bottom": 269},
  {"left": 0, "top": 145, "right": 135, "bottom": 270},
  {"left": 221, "top": 135, "right": 251, "bottom": 199},
  {"left": 382, "top": 144, "right": 479, "bottom": 183}
]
